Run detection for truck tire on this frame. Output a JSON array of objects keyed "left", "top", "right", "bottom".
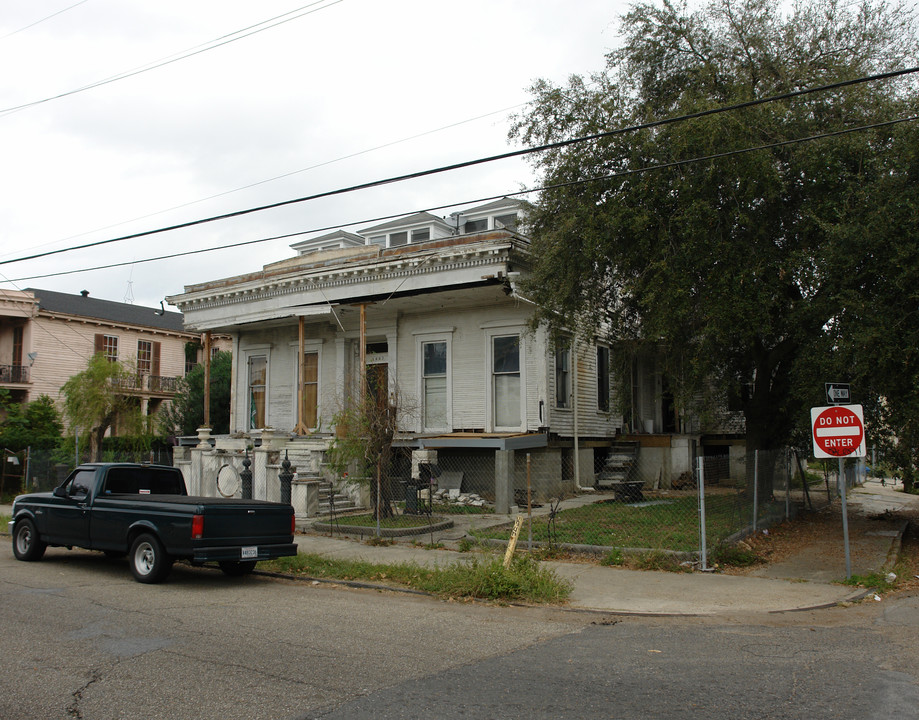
[
  {"left": 129, "top": 533, "right": 173, "bottom": 583},
  {"left": 13, "top": 518, "right": 47, "bottom": 561},
  {"left": 218, "top": 560, "right": 257, "bottom": 577}
]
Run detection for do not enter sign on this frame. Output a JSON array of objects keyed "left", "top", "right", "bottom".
[{"left": 811, "top": 405, "right": 866, "bottom": 459}]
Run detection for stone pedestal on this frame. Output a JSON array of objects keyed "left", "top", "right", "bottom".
[{"left": 291, "top": 480, "right": 320, "bottom": 519}]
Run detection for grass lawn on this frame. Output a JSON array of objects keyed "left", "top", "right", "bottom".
[{"left": 472, "top": 494, "right": 755, "bottom": 552}]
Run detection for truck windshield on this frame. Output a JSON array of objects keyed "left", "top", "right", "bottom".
[{"left": 103, "top": 468, "right": 186, "bottom": 495}]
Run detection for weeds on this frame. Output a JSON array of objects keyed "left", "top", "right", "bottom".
[
  {"left": 260, "top": 552, "right": 572, "bottom": 604},
  {"left": 842, "top": 571, "right": 897, "bottom": 592},
  {"left": 710, "top": 542, "right": 760, "bottom": 567},
  {"left": 629, "top": 550, "right": 689, "bottom": 573},
  {"left": 410, "top": 540, "right": 445, "bottom": 550},
  {"left": 365, "top": 536, "right": 394, "bottom": 547}
]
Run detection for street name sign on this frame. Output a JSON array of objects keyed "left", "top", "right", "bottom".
[{"left": 811, "top": 404, "right": 866, "bottom": 459}]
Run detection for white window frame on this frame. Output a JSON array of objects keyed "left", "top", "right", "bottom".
[
  {"left": 137, "top": 339, "right": 153, "bottom": 375},
  {"left": 415, "top": 332, "right": 452, "bottom": 432},
  {"left": 484, "top": 327, "right": 526, "bottom": 432},
  {"left": 241, "top": 346, "right": 270, "bottom": 430},
  {"left": 102, "top": 334, "right": 118, "bottom": 363}
]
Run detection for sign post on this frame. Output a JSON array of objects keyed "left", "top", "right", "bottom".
[{"left": 811, "top": 404, "right": 866, "bottom": 579}]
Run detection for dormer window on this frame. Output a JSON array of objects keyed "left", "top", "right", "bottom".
[
  {"left": 494, "top": 213, "right": 518, "bottom": 231},
  {"left": 411, "top": 228, "right": 430, "bottom": 242},
  {"left": 465, "top": 219, "right": 487, "bottom": 233},
  {"left": 390, "top": 232, "right": 408, "bottom": 247},
  {"left": 369, "top": 236, "right": 386, "bottom": 246}
]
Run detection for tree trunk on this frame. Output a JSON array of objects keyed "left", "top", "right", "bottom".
[{"left": 90, "top": 426, "right": 106, "bottom": 463}]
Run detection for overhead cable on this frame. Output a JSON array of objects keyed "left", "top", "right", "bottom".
[
  {"left": 0, "top": 0, "right": 344, "bottom": 117},
  {"left": 2, "top": 66, "right": 916, "bottom": 270},
  {"left": 7, "top": 113, "right": 916, "bottom": 283}
]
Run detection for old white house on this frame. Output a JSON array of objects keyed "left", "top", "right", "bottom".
[{"left": 167, "top": 199, "right": 743, "bottom": 513}]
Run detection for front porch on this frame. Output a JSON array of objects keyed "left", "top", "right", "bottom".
[{"left": 173, "top": 428, "right": 603, "bottom": 520}]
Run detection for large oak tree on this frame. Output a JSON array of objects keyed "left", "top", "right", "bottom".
[{"left": 510, "top": 0, "right": 919, "bottom": 463}]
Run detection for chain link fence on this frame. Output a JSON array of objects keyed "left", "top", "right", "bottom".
[
  {"left": 306, "top": 444, "right": 820, "bottom": 565},
  {"left": 5, "top": 438, "right": 848, "bottom": 568},
  {"left": 2, "top": 445, "right": 174, "bottom": 497}
]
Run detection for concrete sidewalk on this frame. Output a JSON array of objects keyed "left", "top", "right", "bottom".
[{"left": 292, "top": 481, "right": 916, "bottom": 616}]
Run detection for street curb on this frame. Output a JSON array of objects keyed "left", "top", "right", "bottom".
[
  {"left": 882, "top": 520, "right": 910, "bottom": 572},
  {"left": 249, "top": 565, "right": 863, "bottom": 618},
  {"left": 310, "top": 518, "right": 454, "bottom": 537}
]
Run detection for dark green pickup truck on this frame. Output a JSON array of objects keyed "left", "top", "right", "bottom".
[{"left": 9, "top": 463, "right": 298, "bottom": 583}]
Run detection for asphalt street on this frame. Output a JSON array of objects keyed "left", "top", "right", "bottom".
[
  {"left": 0, "top": 547, "right": 584, "bottom": 720},
  {"left": 3, "top": 542, "right": 919, "bottom": 719}
]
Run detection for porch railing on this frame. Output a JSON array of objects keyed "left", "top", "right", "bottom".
[
  {"left": 0, "top": 364, "right": 29, "bottom": 383},
  {"left": 111, "top": 374, "right": 181, "bottom": 394}
]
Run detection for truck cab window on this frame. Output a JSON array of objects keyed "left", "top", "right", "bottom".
[{"left": 63, "top": 470, "right": 95, "bottom": 498}]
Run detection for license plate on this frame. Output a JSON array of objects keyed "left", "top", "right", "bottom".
[{"left": 241, "top": 546, "right": 258, "bottom": 559}]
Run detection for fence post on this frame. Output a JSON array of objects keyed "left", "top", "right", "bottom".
[
  {"left": 279, "top": 451, "right": 293, "bottom": 505},
  {"left": 526, "top": 453, "right": 532, "bottom": 551},
  {"left": 785, "top": 449, "right": 791, "bottom": 520},
  {"left": 240, "top": 450, "right": 252, "bottom": 499},
  {"left": 697, "top": 456, "right": 707, "bottom": 571},
  {"left": 752, "top": 449, "right": 759, "bottom": 533}
]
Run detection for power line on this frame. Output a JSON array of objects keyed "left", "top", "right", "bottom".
[
  {"left": 3, "top": 101, "right": 526, "bottom": 258},
  {"left": 7, "top": 114, "right": 916, "bottom": 284},
  {"left": 0, "top": 0, "right": 90, "bottom": 41},
  {"left": 0, "top": 0, "right": 344, "bottom": 117},
  {"left": 2, "top": 67, "right": 916, "bottom": 271},
  {"left": 0, "top": 273, "right": 100, "bottom": 361}
]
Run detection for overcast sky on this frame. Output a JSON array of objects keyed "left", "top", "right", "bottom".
[{"left": 0, "top": 0, "right": 629, "bottom": 310}]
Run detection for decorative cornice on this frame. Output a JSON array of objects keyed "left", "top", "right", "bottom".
[{"left": 174, "top": 241, "right": 522, "bottom": 313}]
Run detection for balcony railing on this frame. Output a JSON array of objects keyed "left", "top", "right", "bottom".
[
  {"left": 111, "top": 374, "right": 181, "bottom": 394},
  {"left": 0, "top": 364, "right": 29, "bottom": 384}
]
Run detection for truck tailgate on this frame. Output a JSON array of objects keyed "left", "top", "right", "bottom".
[{"left": 200, "top": 500, "right": 293, "bottom": 544}]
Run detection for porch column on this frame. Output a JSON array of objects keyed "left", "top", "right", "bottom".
[
  {"left": 335, "top": 337, "right": 347, "bottom": 399},
  {"left": 495, "top": 449, "right": 515, "bottom": 514},
  {"left": 386, "top": 330, "right": 398, "bottom": 402}
]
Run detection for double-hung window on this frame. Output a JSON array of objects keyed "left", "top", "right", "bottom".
[
  {"left": 248, "top": 355, "right": 267, "bottom": 429},
  {"left": 137, "top": 340, "right": 153, "bottom": 375},
  {"left": 597, "top": 345, "right": 611, "bottom": 412},
  {"left": 492, "top": 334, "right": 521, "bottom": 429},
  {"left": 555, "top": 344, "right": 571, "bottom": 409},
  {"left": 422, "top": 341, "right": 448, "bottom": 430},
  {"left": 300, "top": 351, "right": 319, "bottom": 429},
  {"left": 95, "top": 334, "right": 119, "bottom": 362}
]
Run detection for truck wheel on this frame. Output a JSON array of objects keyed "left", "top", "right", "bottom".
[
  {"left": 129, "top": 533, "right": 173, "bottom": 583},
  {"left": 13, "top": 518, "right": 47, "bottom": 561},
  {"left": 218, "top": 560, "right": 257, "bottom": 577}
]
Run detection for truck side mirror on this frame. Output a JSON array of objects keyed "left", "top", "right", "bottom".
[{"left": 53, "top": 486, "right": 68, "bottom": 499}]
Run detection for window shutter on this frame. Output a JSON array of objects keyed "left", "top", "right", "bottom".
[
  {"left": 152, "top": 342, "right": 161, "bottom": 376},
  {"left": 94, "top": 334, "right": 103, "bottom": 354}
]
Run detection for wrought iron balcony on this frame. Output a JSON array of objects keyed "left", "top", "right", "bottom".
[
  {"left": 0, "top": 364, "right": 29, "bottom": 384},
  {"left": 111, "top": 374, "right": 181, "bottom": 394}
]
